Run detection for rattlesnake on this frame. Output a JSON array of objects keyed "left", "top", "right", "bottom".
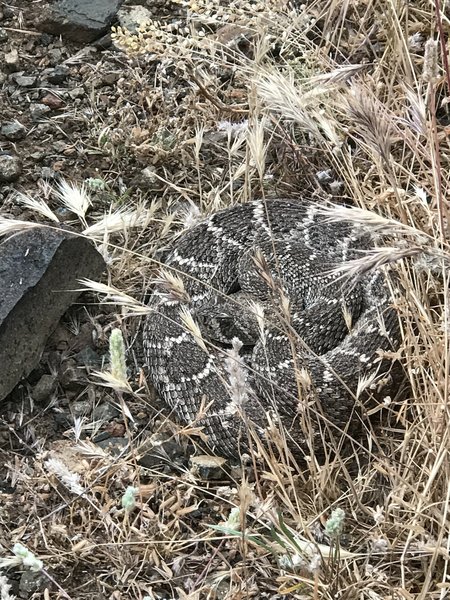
[{"left": 143, "top": 199, "right": 401, "bottom": 459}]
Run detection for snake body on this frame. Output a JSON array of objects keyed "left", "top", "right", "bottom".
[{"left": 144, "top": 199, "right": 400, "bottom": 458}]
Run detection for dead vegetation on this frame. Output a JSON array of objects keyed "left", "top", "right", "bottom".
[{"left": 1, "top": 0, "right": 450, "bottom": 598}]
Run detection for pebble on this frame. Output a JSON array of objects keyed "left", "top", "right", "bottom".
[
  {"left": 59, "top": 361, "right": 83, "bottom": 389},
  {"left": 41, "top": 92, "right": 64, "bottom": 109},
  {"left": 40, "top": 166, "right": 58, "bottom": 180},
  {"left": 1, "top": 120, "right": 27, "bottom": 141},
  {"left": 117, "top": 5, "right": 153, "bottom": 35},
  {"left": 92, "top": 402, "right": 120, "bottom": 422},
  {"left": 12, "top": 73, "right": 37, "bottom": 87},
  {"left": 74, "top": 347, "right": 102, "bottom": 367},
  {"left": 95, "top": 436, "right": 129, "bottom": 455},
  {"left": 19, "top": 571, "right": 48, "bottom": 596},
  {"left": 29, "top": 103, "right": 51, "bottom": 121},
  {"left": 68, "top": 87, "right": 84, "bottom": 99},
  {"left": 47, "top": 48, "right": 63, "bottom": 63},
  {"left": 70, "top": 400, "right": 92, "bottom": 417},
  {"left": 2, "top": 6, "right": 14, "bottom": 19},
  {"left": 190, "top": 455, "right": 227, "bottom": 480},
  {"left": 70, "top": 399, "right": 93, "bottom": 417},
  {"left": 32, "top": 374, "right": 57, "bottom": 402},
  {"left": 0, "top": 154, "right": 21, "bottom": 182},
  {"left": 4, "top": 48, "right": 19, "bottom": 71},
  {"left": 102, "top": 72, "right": 120, "bottom": 86},
  {"left": 46, "top": 65, "right": 69, "bottom": 84}
]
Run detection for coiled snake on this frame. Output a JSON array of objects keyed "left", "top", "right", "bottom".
[{"left": 144, "top": 199, "right": 400, "bottom": 459}]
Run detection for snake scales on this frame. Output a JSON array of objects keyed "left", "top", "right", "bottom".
[{"left": 143, "top": 199, "right": 400, "bottom": 459}]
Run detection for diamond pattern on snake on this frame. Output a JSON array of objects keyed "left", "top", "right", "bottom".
[{"left": 144, "top": 199, "right": 400, "bottom": 459}]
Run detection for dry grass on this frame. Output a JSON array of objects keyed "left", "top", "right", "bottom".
[{"left": 1, "top": 0, "right": 450, "bottom": 598}]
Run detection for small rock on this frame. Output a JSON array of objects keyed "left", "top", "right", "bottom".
[
  {"left": 54, "top": 206, "right": 74, "bottom": 221},
  {"left": 190, "top": 455, "right": 227, "bottom": 479},
  {"left": 25, "top": 39, "right": 38, "bottom": 53},
  {"left": 1, "top": 120, "right": 27, "bottom": 141},
  {"left": 4, "top": 48, "right": 19, "bottom": 71},
  {"left": 2, "top": 6, "right": 14, "bottom": 19},
  {"left": 0, "top": 154, "right": 21, "bottom": 182},
  {"left": 70, "top": 398, "right": 92, "bottom": 417},
  {"left": 59, "top": 361, "right": 85, "bottom": 389},
  {"left": 68, "top": 87, "right": 84, "bottom": 99},
  {"left": 37, "top": 0, "right": 124, "bottom": 43},
  {"left": 41, "top": 92, "right": 64, "bottom": 109},
  {"left": 140, "top": 166, "right": 157, "bottom": 183},
  {"left": 46, "top": 65, "right": 69, "bottom": 84},
  {"left": 12, "top": 73, "right": 37, "bottom": 87},
  {"left": 74, "top": 347, "right": 102, "bottom": 368},
  {"left": 19, "top": 570, "right": 48, "bottom": 595},
  {"left": 105, "top": 421, "right": 126, "bottom": 437},
  {"left": 102, "top": 72, "right": 120, "bottom": 86},
  {"left": 117, "top": 5, "right": 152, "bottom": 35},
  {"left": 53, "top": 140, "right": 70, "bottom": 153},
  {"left": 30, "top": 150, "right": 45, "bottom": 161},
  {"left": 137, "top": 433, "right": 189, "bottom": 469},
  {"left": 47, "top": 48, "right": 63, "bottom": 63},
  {"left": 91, "top": 32, "right": 112, "bottom": 49},
  {"left": 40, "top": 166, "right": 57, "bottom": 179},
  {"left": 38, "top": 32, "right": 54, "bottom": 46},
  {"left": 30, "top": 103, "right": 51, "bottom": 121},
  {"left": 0, "top": 228, "right": 106, "bottom": 401},
  {"left": 95, "top": 435, "right": 129, "bottom": 455},
  {"left": 0, "top": 28, "right": 8, "bottom": 43},
  {"left": 32, "top": 373, "right": 57, "bottom": 402},
  {"left": 92, "top": 402, "right": 120, "bottom": 422},
  {"left": 316, "top": 169, "right": 333, "bottom": 183}
]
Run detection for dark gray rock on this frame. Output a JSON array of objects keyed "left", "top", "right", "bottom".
[
  {"left": 2, "top": 6, "right": 14, "bottom": 19},
  {"left": 70, "top": 398, "right": 92, "bottom": 417},
  {"left": 68, "top": 87, "right": 84, "bottom": 99},
  {"left": 0, "top": 228, "right": 105, "bottom": 401},
  {"left": 189, "top": 455, "right": 227, "bottom": 480},
  {"left": 95, "top": 435, "right": 128, "bottom": 455},
  {"left": 45, "top": 65, "right": 69, "bottom": 84},
  {"left": 19, "top": 570, "right": 48, "bottom": 596},
  {"left": 12, "top": 73, "right": 37, "bottom": 87},
  {"left": 92, "top": 402, "right": 120, "bottom": 422},
  {"left": 40, "top": 166, "right": 58, "bottom": 180},
  {"left": 117, "top": 5, "right": 152, "bottom": 35},
  {"left": 4, "top": 48, "right": 19, "bottom": 71},
  {"left": 54, "top": 207, "right": 74, "bottom": 221},
  {"left": 59, "top": 360, "right": 85, "bottom": 390},
  {"left": 1, "top": 120, "right": 27, "bottom": 141},
  {"left": 37, "top": 0, "right": 123, "bottom": 43},
  {"left": 0, "top": 154, "right": 22, "bottom": 182},
  {"left": 74, "top": 346, "right": 102, "bottom": 367},
  {"left": 137, "top": 432, "right": 190, "bottom": 469},
  {"left": 32, "top": 373, "right": 58, "bottom": 402},
  {"left": 29, "top": 103, "right": 51, "bottom": 121}
]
